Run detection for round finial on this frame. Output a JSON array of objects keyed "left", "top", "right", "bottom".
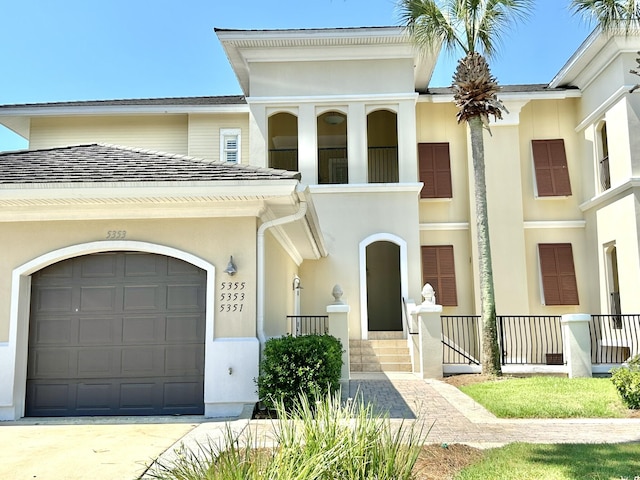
[
  {"left": 421, "top": 283, "right": 436, "bottom": 305},
  {"left": 332, "top": 284, "right": 344, "bottom": 304}
]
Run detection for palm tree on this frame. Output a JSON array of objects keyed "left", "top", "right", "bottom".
[{"left": 398, "top": 0, "right": 533, "bottom": 376}]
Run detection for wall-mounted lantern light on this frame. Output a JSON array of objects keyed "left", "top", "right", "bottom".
[{"left": 224, "top": 256, "right": 237, "bottom": 276}]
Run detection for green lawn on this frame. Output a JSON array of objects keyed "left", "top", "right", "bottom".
[
  {"left": 456, "top": 442, "right": 640, "bottom": 480},
  {"left": 459, "top": 376, "right": 630, "bottom": 418}
]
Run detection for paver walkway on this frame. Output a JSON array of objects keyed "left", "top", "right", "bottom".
[{"left": 148, "top": 372, "right": 640, "bottom": 476}]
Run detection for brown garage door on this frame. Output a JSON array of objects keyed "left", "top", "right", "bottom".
[{"left": 26, "top": 252, "right": 206, "bottom": 416}]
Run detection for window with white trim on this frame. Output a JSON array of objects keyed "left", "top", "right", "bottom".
[{"left": 220, "top": 128, "right": 241, "bottom": 163}]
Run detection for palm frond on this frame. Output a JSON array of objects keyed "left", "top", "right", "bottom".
[{"left": 570, "top": 0, "right": 640, "bottom": 34}]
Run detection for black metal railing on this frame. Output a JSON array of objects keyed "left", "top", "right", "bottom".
[
  {"left": 269, "top": 149, "right": 298, "bottom": 171},
  {"left": 368, "top": 146, "right": 398, "bottom": 183},
  {"left": 590, "top": 314, "right": 639, "bottom": 364},
  {"left": 318, "top": 148, "right": 348, "bottom": 184},
  {"left": 499, "top": 316, "right": 564, "bottom": 365},
  {"left": 288, "top": 315, "right": 329, "bottom": 336},
  {"left": 599, "top": 155, "right": 611, "bottom": 191},
  {"left": 441, "top": 316, "right": 481, "bottom": 365}
]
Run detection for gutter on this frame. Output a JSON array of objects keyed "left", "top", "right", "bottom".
[{"left": 256, "top": 199, "right": 308, "bottom": 347}]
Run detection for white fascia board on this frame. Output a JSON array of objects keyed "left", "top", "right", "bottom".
[
  {"left": 549, "top": 28, "right": 603, "bottom": 88},
  {"left": 248, "top": 92, "right": 418, "bottom": 105},
  {"left": 0, "top": 180, "right": 299, "bottom": 202},
  {"left": 240, "top": 44, "right": 415, "bottom": 63},
  {"left": 0, "top": 104, "right": 250, "bottom": 118},
  {"left": 420, "top": 222, "right": 470, "bottom": 231},
  {"left": 419, "top": 88, "right": 581, "bottom": 104},
  {"left": 216, "top": 27, "right": 404, "bottom": 43}
]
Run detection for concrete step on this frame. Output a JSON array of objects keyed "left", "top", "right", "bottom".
[
  {"left": 367, "top": 331, "right": 405, "bottom": 340},
  {"left": 350, "top": 337, "right": 412, "bottom": 373}
]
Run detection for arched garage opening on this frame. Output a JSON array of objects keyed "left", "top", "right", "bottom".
[{"left": 6, "top": 241, "right": 215, "bottom": 419}]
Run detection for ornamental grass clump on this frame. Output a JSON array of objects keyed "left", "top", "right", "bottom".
[
  {"left": 147, "top": 391, "right": 426, "bottom": 480},
  {"left": 611, "top": 354, "right": 640, "bottom": 409}
]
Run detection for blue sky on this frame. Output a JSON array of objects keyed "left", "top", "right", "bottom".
[{"left": 0, "top": 0, "right": 593, "bottom": 152}]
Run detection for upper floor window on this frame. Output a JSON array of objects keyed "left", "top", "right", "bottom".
[
  {"left": 532, "top": 139, "right": 572, "bottom": 197},
  {"left": 317, "top": 111, "right": 347, "bottom": 184},
  {"left": 421, "top": 245, "right": 458, "bottom": 306},
  {"left": 538, "top": 243, "right": 579, "bottom": 306},
  {"left": 367, "top": 110, "right": 398, "bottom": 183},
  {"left": 220, "top": 128, "right": 241, "bottom": 163},
  {"left": 598, "top": 122, "right": 610, "bottom": 191},
  {"left": 268, "top": 112, "right": 298, "bottom": 172},
  {"left": 418, "top": 143, "right": 452, "bottom": 199}
]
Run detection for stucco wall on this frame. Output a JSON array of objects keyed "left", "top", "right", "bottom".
[
  {"left": 250, "top": 58, "right": 415, "bottom": 97},
  {"left": 0, "top": 216, "right": 258, "bottom": 341}
]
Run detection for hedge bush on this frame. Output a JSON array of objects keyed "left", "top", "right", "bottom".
[
  {"left": 257, "top": 334, "right": 343, "bottom": 410},
  {"left": 611, "top": 354, "right": 640, "bottom": 409}
]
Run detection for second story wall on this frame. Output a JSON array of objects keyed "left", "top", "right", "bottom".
[
  {"left": 30, "top": 115, "right": 188, "bottom": 153},
  {"left": 188, "top": 113, "right": 250, "bottom": 163}
]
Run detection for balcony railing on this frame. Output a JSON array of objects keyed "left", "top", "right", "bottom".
[
  {"left": 368, "top": 146, "right": 398, "bottom": 183},
  {"left": 599, "top": 155, "right": 611, "bottom": 191},
  {"left": 269, "top": 149, "right": 298, "bottom": 172}
]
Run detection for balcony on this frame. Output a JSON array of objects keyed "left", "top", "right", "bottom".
[{"left": 599, "top": 155, "right": 611, "bottom": 191}]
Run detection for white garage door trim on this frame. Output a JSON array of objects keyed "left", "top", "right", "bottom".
[{"left": 1, "top": 241, "right": 215, "bottom": 420}]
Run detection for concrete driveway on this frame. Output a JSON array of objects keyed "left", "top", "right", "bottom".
[{"left": 0, "top": 417, "right": 202, "bottom": 480}]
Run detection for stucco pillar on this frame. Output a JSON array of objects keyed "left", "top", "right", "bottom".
[
  {"left": 348, "top": 102, "right": 367, "bottom": 184},
  {"left": 412, "top": 302, "right": 444, "bottom": 379},
  {"left": 298, "top": 103, "right": 317, "bottom": 184},
  {"left": 397, "top": 98, "right": 417, "bottom": 183},
  {"left": 561, "top": 314, "right": 592, "bottom": 378},
  {"left": 327, "top": 285, "right": 350, "bottom": 393}
]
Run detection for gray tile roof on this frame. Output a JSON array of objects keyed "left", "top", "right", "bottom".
[
  {"left": 424, "top": 84, "right": 579, "bottom": 95},
  {"left": 0, "top": 144, "right": 300, "bottom": 184},
  {"left": 0, "top": 95, "right": 246, "bottom": 110}
]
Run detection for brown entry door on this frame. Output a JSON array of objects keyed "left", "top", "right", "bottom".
[{"left": 26, "top": 252, "right": 206, "bottom": 416}]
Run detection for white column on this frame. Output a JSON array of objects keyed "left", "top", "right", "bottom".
[
  {"left": 397, "top": 99, "right": 417, "bottom": 183},
  {"left": 561, "top": 314, "right": 593, "bottom": 378},
  {"left": 327, "top": 300, "right": 350, "bottom": 393},
  {"left": 298, "top": 103, "right": 317, "bottom": 184},
  {"left": 347, "top": 102, "right": 367, "bottom": 184}
]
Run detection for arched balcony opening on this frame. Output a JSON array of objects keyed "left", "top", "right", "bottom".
[
  {"left": 268, "top": 112, "right": 298, "bottom": 171},
  {"left": 367, "top": 110, "right": 398, "bottom": 183},
  {"left": 317, "top": 111, "right": 348, "bottom": 184},
  {"left": 597, "top": 121, "right": 610, "bottom": 191}
]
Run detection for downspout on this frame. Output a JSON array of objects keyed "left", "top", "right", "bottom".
[{"left": 257, "top": 199, "right": 308, "bottom": 347}]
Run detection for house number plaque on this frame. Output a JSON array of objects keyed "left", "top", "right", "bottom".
[
  {"left": 219, "top": 281, "right": 246, "bottom": 312},
  {"left": 106, "top": 230, "right": 127, "bottom": 239}
]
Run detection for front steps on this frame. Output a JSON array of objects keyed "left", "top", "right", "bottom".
[{"left": 350, "top": 333, "right": 412, "bottom": 373}]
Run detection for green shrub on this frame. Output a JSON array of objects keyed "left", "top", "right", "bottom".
[
  {"left": 611, "top": 354, "right": 640, "bottom": 409},
  {"left": 257, "top": 334, "right": 343, "bottom": 410}
]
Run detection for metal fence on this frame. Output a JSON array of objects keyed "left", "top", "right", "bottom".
[
  {"left": 499, "top": 315, "right": 563, "bottom": 365},
  {"left": 590, "top": 314, "right": 640, "bottom": 364},
  {"left": 368, "top": 146, "right": 398, "bottom": 183},
  {"left": 442, "top": 315, "right": 564, "bottom": 366},
  {"left": 441, "top": 316, "right": 481, "bottom": 365},
  {"left": 288, "top": 315, "right": 329, "bottom": 336}
]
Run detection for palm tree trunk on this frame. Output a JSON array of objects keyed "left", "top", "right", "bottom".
[{"left": 468, "top": 115, "right": 502, "bottom": 376}]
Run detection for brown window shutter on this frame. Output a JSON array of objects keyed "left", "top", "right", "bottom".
[
  {"left": 532, "top": 139, "right": 572, "bottom": 197},
  {"left": 418, "top": 143, "right": 452, "bottom": 198},
  {"left": 421, "top": 245, "right": 458, "bottom": 306},
  {"left": 538, "top": 243, "right": 579, "bottom": 305}
]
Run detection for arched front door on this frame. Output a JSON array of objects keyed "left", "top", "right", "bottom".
[{"left": 365, "top": 241, "right": 402, "bottom": 332}]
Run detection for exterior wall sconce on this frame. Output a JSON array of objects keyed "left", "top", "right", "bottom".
[{"left": 224, "top": 256, "right": 237, "bottom": 276}]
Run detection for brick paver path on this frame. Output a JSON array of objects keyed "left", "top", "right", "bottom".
[{"left": 350, "top": 373, "right": 640, "bottom": 445}]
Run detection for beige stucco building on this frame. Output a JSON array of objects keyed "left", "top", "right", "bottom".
[{"left": 0, "top": 26, "right": 638, "bottom": 419}]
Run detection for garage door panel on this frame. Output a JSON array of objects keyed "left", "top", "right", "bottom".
[
  {"left": 80, "top": 286, "right": 118, "bottom": 312},
  {"left": 35, "top": 287, "right": 73, "bottom": 313},
  {"left": 30, "top": 349, "right": 73, "bottom": 378},
  {"left": 124, "top": 253, "right": 162, "bottom": 277},
  {"left": 167, "top": 284, "right": 202, "bottom": 310},
  {"left": 124, "top": 285, "right": 162, "bottom": 311},
  {"left": 33, "top": 318, "right": 72, "bottom": 345},
  {"left": 80, "top": 254, "right": 117, "bottom": 278},
  {"left": 78, "top": 317, "right": 117, "bottom": 344},
  {"left": 165, "top": 345, "right": 205, "bottom": 375},
  {"left": 166, "top": 315, "right": 202, "bottom": 342},
  {"left": 122, "top": 316, "right": 163, "bottom": 344},
  {"left": 27, "top": 252, "right": 206, "bottom": 416},
  {"left": 77, "top": 348, "right": 118, "bottom": 377}
]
